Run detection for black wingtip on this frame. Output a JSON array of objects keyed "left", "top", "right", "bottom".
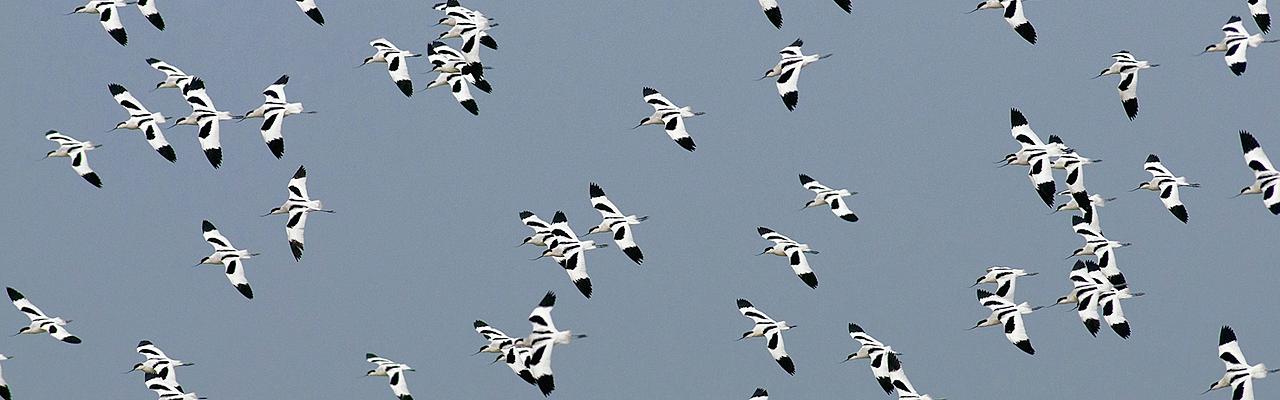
[
  {"left": 108, "top": 83, "right": 127, "bottom": 95},
  {"left": 764, "top": 7, "right": 783, "bottom": 29},
  {"left": 976, "top": 288, "right": 995, "bottom": 299},
  {"left": 1230, "top": 62, "right": 1247, "bottom": 76},
  {"left": 756, "top": 226, "right": 772, "bottom": 235},
  {"left": 146, "top": 57, "right": 161, "bottom": 64},
  {"left": 517, "top": 370, "right": 537, "bottom": 385},
  {"left": 1169, "top": 205, "right": 1189, "bottom": 223},
  {"left": 267, "top": 138, "right": 285, "bottom": 159},
  {"left": 538, "top": 291, "right": 556, "bottom": 307},
  {"left": 519, "top": 211, "right": 535, "bottom": 219},
  {"left": 1036, "top": 181, "right": 1055, "bottom": 207},
  {"left": 675, "top": 137, "right": 696, "bottom": 152},
  {"left": 537, "top": 375, "right": 555, "bottom": 396},
  {"left": 840, "top": 213, "right": 859, "bottom": 222},
  {"left": 204, "top": 148, "right": 222, "bottom": 169},
  {"left": 1229, "top": 15, "right": 1244, "bottom": 24},
  {"left": 1014, "top": 340, "right": 1035, "bottom": 355},
  {"left": 1242, "top": 131, "right": 1260, "bottom": 153},
  {"left": 798, "top": 174, "right": 813, "bottom": 184},
  {"left": 473, "top": 320, "right": 487, "bottom": 328},
  {"left": 1146, "top": 154, "right": 1160, "bottom": 163},
  {"left": 623, "top": 246, "right": 645, "bottom": 265},
  {"left": 798, "top": 272, "right": 818, "bottom": 289},
  {"left": 305, "top": 8, "right": 325, "bottom": 25},
  {"left": 848, "top": 323, "right": 863, "bottom": 333},
  {"left": 642, "top": 87, "right": 659, "bottom": 96},
  {"left": 6, "top": 288, "right": 23, "bottom": 301},
  {"left": 290, "top": 240, "right": 304, "bottom": 261},
  {"left": 781, "top": 91, "right": 798, "bottom": 111},
  {"left": 834, "top": 0, "right": 852, "bottom": 13},
  {"left": 788, "top": 38, "right": 803, "bottom": 47},
  {"left": 83, "top": 172, "right": 103, "bottom": 188},
  {"left": 552, "top": 211, "right": 567, "bottom": 224},
  {"left": 1047, "top": 135, "right": 1063, "bottom": 144},
  {"left": 1270, "top": 202, "right": 1280, "bottom": 215},
  {"left": 235, "top": 284, "right": 254, "bottom": 299},
  {"left": 138, "top": 340, "right": 153, "bottom": 346},
  {"left": 777, "top": 356, "right": 796, "bottom": 375},
  {"left": 1010, "top": 108, "right": 1027, "bottom": 127},
  {"left": 876, "top": 376, "right": 894, "bottom": 394},
  {"left": 737, "top": 298, "right": 753, "bottom": 309},
  {"left": 63, "top": 336, "right": 82, "bottom": 344},
  {"left": 752, "top": 388, "right": 769, "bottom": 397},
  {"left": 1084, "top": 319, "right": 1101, "bottom": 336},
  {"left": 293, "top": 165, "right": 307, "bottom": 179},
  {"left": 1220, "top": 326, "right": 1237, "bottom": 345},
  {"left": 589, "top": 183, "right": 605, "bottom": 198},
  {"left": 479, "top": 35, "right": 498, "bottom": 50},
  {"left": 1015, "top": 23, "right": 1037, "bottom": 45},
  {"left": 1123, "top": 98, "right": 1138, "bottom": 120},
  {"left": 1112, "top": 322, "right": 1132, "bottom": 339},
  {"left": 146, "top": 13, "right": 165, "bottom": 30},
  {"left": 202, "top": 220, "right": 216, "bottom": 232},
  {"left": 274, "top": 75, "right": 290, "bottom": 85},
  {"left": 157, "top": 145, "right": 177, "bottom": 163},
  {"left": 460, "top": 99, "right": 479, "bottom": 116},
  {"left": 396, "top": 80, "right": 414, "bottom": 97},
  {"left": 108, "top": 28, "right": 128, "bottom": 46}
]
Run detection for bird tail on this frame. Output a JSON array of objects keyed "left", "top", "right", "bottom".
[
  {"left": 1253, "top": 364, "right": 1271, "bottom": 378},
  {"left": 1017, "top": 302, "right": 1034, "bottom": 314}
]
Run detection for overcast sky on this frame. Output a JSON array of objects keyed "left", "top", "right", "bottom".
[{"left": 2, "top": 1, "right": 1280, "bottom": 399}]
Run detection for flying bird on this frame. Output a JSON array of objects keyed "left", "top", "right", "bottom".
[
  {"left": 43, "top": 131, "right": 103, "bottom": 188},
  {"left": 756, "top": 227, "right": 820, "bottom": 289},
  {"left": 6, "top": 287, "right": 80, "bottom": 344},
  {"left": 1003, "top": 108, "right": 1069, "bottom": 207},
  {"left": 146, "top": 58, "right": 193, "bottom": 91},
  {"left": 843, "top": 323, "right": 902, "bottom": 394},
  {"left": 197, "top": 220, "right": 259, "bottom": 299},
  {"left": 798, "top": 174, "right": 859, "bottom": 222},
  {"left": 1094, "top": 51, "right": 1157, "bottom": 120},
  {"left": 736, "top": 299, "right": 797, "bottom": 375},
  {"left": 1236, "top": 131, "right": 1280, "bottom": 214},
  {"left": 263, "top": 166, "right": 333, "bottom": 261},
  {"left": 518, "top": 211, "right": 554, "bottom": 247},
  {"left": 71, "top": 0, "right": 128, "bottom": 46},
  {"left": 425, "top": 41, "right": 491, "bottom": 93},
  {"left": 1250, "top": 0, "right": 1271, "bottom": 33},
  {"left": 295, "top": 0, "right": 324, "bottom": 25},
  {"left": 362, "top": 39, "right": 421, "bottom": 97},
  {"left": 130, "top": 340, "right": 194, "bottom": 393},
  {"left": 971, "top": 289, "right": 1037, "bottom": 355},
  {"left": 755, "top": 0, "right": 852, "bottom": 29},
  {"left": 1211, "top": 16, "right": 1277, "bottom": 75},
  {"left": 1134, "top": 154, "right": 1198, "bottom": 223},
  {"left": 365, "top": 354, "right": 415, "bottom": 400},
  {"left": 1204, "top": 326, "right": 1280, "bottom": 399},
  {"left": 634, "top": 87, "right": 703, "bottom": 151},
  {"left": 972, "top": 266, "right": 1037, "bottom": 300},
  {"left": 585, "top": 183, "right": 647, "bottom": 264},
  {"left": 536, "top": 212, "right": 604, "bottom": 298},
  {"left": 969, "top": 0, "right": 1037, "bottom": 44},
  {"left": 239, "top": 75, "right": 314, "bottom": 158},
  {"left": 761, "top": 39, "right": 831, "bottom": 111},
  {"left": 525, "top": 292, "right": 585, "bottom": 397},
  {"left": 174, "top": 78, "right": 233, "bottom": 169},
  {"left": 108, "top": 83, "right": 175, "bottom": 162},
  {"left": 472, "top": 320, "right": 523, "bottom": 359}
]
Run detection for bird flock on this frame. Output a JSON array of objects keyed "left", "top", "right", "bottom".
[{"left": 11, "top": 0, "right": 1280, "bottom": 399}]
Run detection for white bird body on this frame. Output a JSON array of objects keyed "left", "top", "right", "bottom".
[
  {"left": 636, "top": 87, "right": 702, "bottom": 151},
  {"left": 43, "top": 131, "right": 103, "bottom": 188},
  {"left": 585, "top": 183, "right": 647, "bottom": 264},
  {"left": 365, "top": 353, "right": 415, "bottom": 400},
  {"left": 763, "top": 39, "right": 830, "bottom": 111},
  {"left": 6, "top": 287, "right": 81, "bottom": 344},
  {"left": 799, "top": 174, "right": 859, "bottom": 222},
  {"left": 363, "top": 38, "right": 421, "bottom": 97},
  {"left": 973, "top": 289, "right": 1036, "bottom": 355},
  {"left": 1095, "top": 51, "right": 1156, "bottom": 120},
  {"left": 757, "top": 227, "right": 820, "bottom": 289},
  {"left": 198, "top": 220, "right": 258, "bottom": 299},
  {"left": 1205, "top": 326, "right": 1280, "bottom": 399},
  {"left": 736, "top": 299, "right": 797, "bottom": 375},
  {"left": 1136, "top": 154, "right": 1197, "bottom": 223}
]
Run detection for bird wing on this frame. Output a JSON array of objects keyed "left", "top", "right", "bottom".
[
  {"left": 659, "top": 111, "right": 694, "bottom": 151},
  {"left": 1224, "top": 18, "right": 1251, "bottom": 74},
  {"left": 765, "top": 329, "right": 794, "bottom": 374},
  {"left": 1156, "top": 179, "right": 1187, "bottom": 223},
  {"left": 736, "top": 299, "right": 777, "bottom": 324},
  {"left": 45, "top": 131, "right": 81, "bottom": 147},
  {"left": 528, "top": 291, "right": 558, "bottom": 333},
  {"left": 775, "top": 61, "right": 803, "bottom": 111},
  {"left": 262, "top": 76, "right": 288, "bottom": 103},
  {"left": 136, "top": 0, "right": 163, "bottom": 30},
  {"left": 1111, "top": 50, "right": 1136, "bottom": 63},
  {"left": 446, "top": 73, "right": 479, "bottom": 115},
  {"left": 286, "top": 209, "right": 307, "bottom": 261},
  {"left": 993, "top": 273, "right": 1018, "bottom": 300},
  {"left": 138, "top": 119, "right": 175, "bottom": 162},
  {"left": 109, "top": 84, "right": 152, "bottom": 115},
  {"left": 1117, "top": 70, "right": 1139, "bottom": 120},
  {"left": 1009, "top": 108, "right": 1043, "bottom": 148},
  {"left": 758, "top": 0, "right": 782, "bottom": 28},
  {"left": 295, "top": 0, "right": 325, "bottom": 25},
  {"left": 869, "top": 349, "right": 898, "bottom": 394},
  {"left": 260, "top": 108, "right": 287, "bottom": 157},
  {"left": 1233, "top": 375, "right": 1256, "bottom": 400},
  {"left": 202, "top": 221, "right": 236, "bottom": 251},
  {"left": 589, "top": 183, "right": 623, "bottom": 218},
  {"left": 1219, "top": 326, "right": 1250, "bottom": 369},
  {"left": 196, "top": 115, "right": 223, "bottom": 168},
  {"left": 95, "top": 2, "right": 127, "bottom": 45},
  {"left": 1251, "top": 0, "right": 1271, "bottom": 33},
  {"left": 1002, "top": 0, "right": 1037, "bottom": 44},
  {"left": 222, "top": 256, "right": 253, "bottom": 299},
  {"left": 45, "top": 323, "right": 79, "bottom": 343},
  {"left": 385, "top": 52, "right": 414, "bottom": 95},
  {"left": 643, "top": 88, "right": 677, "bottom": 112},
  {"left": 474, "top": 321, "right": 513, "bottom": 343},
  {"left": 287, "top": 166, "right": 310, "bottom": 201},
  {"left": 1027, "top": 154, "right": 1056, "bottom": 207},
  {"left": 136, "top": 341, "right": 171, "bottom": 360},
  {"left": 365, "top": 353, "right": 396, "bottom": 366},
  {"left": 526, "top": 340, "right": 555, "bottom": 394},
  {"left": 68, "top": 147, "right": 101, "bottom": 187},
  {"left": 6, "top": 288, "right": 48, "bottom": 322},
  {"left": 520, "top": 211, "right": 552, "bottom": 235},
  {"left": 828, "top": 196, "right": 858, "bottom": 222},
  {"left": 147, "top": 58, "right": 186, "bottom": 78},
  {"left": 783, "top": 247, "right": 817, "bottom": 288},
  {"left": 779, "top": 39, "right": 804, "bottom": 58},
  {"left": 798, "top": 174, "right": 834, "bottom": 193},
  {"left": 756, "top": 227, "right": 795, "bottom": 245},
  {"left": 370, "top": 38, "right": 401, "bottom": 52},
  {"left": 1144, "top": 157, "right": 1174, "bottom": 179},
  {"left": 387, "top": 367, "right": 412, "bottom": 399},
  {"left": 1098, "top": 290, "right": 1131, "bottom": 338},
  {"left": 1241, "top": 131, "right": 1278, "bottom": 179},
  {"left": 999, "top": 308, "right": 1032, "bottom": 352}
]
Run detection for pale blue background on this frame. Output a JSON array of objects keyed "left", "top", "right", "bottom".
[{"left": 2, "top": 1, "right": 1279, "bottom": 399}]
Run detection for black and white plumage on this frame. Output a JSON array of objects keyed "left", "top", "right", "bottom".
[
  {"left": 135, "top": 0, "right": 164, "bottom": 30},
  {"left": 263, "top": 166, "right": 333, "bottom": 261},
  {"left": 365, "top": 354, "right": 414, "bottom": 400},
  {"left": 761, "top": 39, "right": 831, "bottom": 111},
  {"left": 1217, "top": 16, "right": 1276, "bottom": 76},
  {"left": 971, "top": 289, "right": 1036, "bottom": 355},
  {"left": 1094, "top": 51, "right": 1157, "bottom": 120},
  {"left": 1053, "top": 260, "right": 1143, "bottom": 338},
  {"left": 1003, "top": 108, "right": 1069, "bottom": 207},
  {"left": 197, "top": 220, "right": 258, "bottom": 299},
  {"left": 518, "top": 211, "right": 554, "bottom": 247},
  {"left": 970, "top": 0, "right": 1036, "bottom": 44},
  {"left": 472, "top": 320, "right": 524, "bottom": 359},
  {"left": 889, "top": 372, "right": 942, "bottom": 400},
  {"left": 6, "top": 287, "right": 80, "bottom": 344},
  {"left": 362, "top": 39, "right": 421, "bottom": 97},
  {"left": 423, "top": 59, "right": 482, "bottom": 115},
  {"left": 844, "top": 323, "right": 902, "bottom": 395},
  {"left": 1051, "top": 151, "right": 1103, "bottom": 205},
  {"left": 131, "top": 340, "right": 195, "bottom": 394},
  {"left": 634, "top": 87, "right": 703, "bottom": 151},
  {"left": 1204, "top": 326, "right": 1280, "bottom": 400},
  {"left": 972, "top": 266, "right": 1037, "bottom": 300},
  {"left": 1237, "top": 131, "right": 1280, "bottom": 214},
  {"left": 749, "top": 388, "right": 769, "bottom": 400},
  {"left": 1069, "top": 214, "right": 1131, "bottom": 258},
  {"left": 798, "top": 174, "right": 858, "bottom": 222},
  {"left": 295, "top": 0, "right": 324, "bottom": 25},
  {"left": 108, "top": 83, "right": 175, "bottom": 163},
  {"left": 755, "top": 0, "right": 851, "bottom": 29},
  {"left": 756, "top": 227, "right": 820, "bottom": 289},
  {"left": 425, "top": 41, "right": 491, "bottom": 93},
  {"left": 71, "top": 0, "right": 128, "bottom": 46},
  {"left": 537, "top": 212, "right": 606, "bottom": 299},
  {"left": 585, "top": 183, "right": 647, "bottom": 264},
  {"left": 434, "top": 2, "right": 495, "bottom": 70},
  {"left": 43, "top": 131, "right": 103, "bottom": 188},
  {"left": 524, "top": 292, "right": 584, "bottom": 397},
  {"left": 1136, "top": 154, "right": 1198, "bottom": 223},
  {"left": 146, "top": 58, "right": 192, "bottom": 91},
  {"left": 0, "top": 354, "right": 9, "bottom": 400},
  {"left": 736, "top": 299, "right": 797, "bottom": 375},
  {"left": 240, "top": 75, "right": 313, "bottom": 158},
  {"left": 174, "top": 78, "right": 233, "bottom": 169},
  {"left": 1251, "top": 0, "right": 1271, "bottom": 33}
]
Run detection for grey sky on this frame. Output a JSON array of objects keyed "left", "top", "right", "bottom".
[{"left": 2, "top": 0, "right": 1280, "bottom": 399}]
